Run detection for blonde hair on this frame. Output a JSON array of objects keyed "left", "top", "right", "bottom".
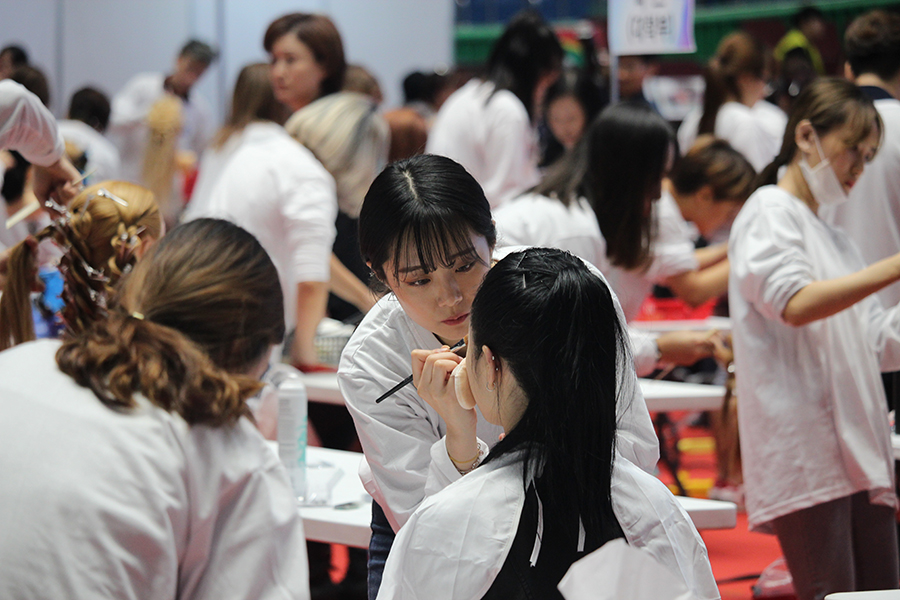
[
  {"left": 0, "top": 181, "right": 161, "bottom": 350},
  {"left": 141, "top": 94, "right": 182, "bottom": 219},
  {"left": 56, "top": 218, "right": 285, "bottom": 426},
  {"left": 285, "top": 91, "right": 389, "bottom": 218}
]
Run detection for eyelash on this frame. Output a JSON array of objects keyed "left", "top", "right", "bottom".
[{"left": 403, "top": 261, "right": 478, "bottom": 287}]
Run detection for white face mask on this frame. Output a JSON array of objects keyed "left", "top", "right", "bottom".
[{"left": 799, "top": 131, "right": 849, "bottom": 207}]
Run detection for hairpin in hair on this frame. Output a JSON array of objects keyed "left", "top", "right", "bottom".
[{"left": 96, "top": 188, "right": 129, "bottom": 207}]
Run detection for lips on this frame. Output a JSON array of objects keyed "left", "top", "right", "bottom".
[{"left": 442, "top": 313, "right": 469, "bottom": 327}]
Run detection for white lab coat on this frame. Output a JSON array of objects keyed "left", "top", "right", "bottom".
[
  {"left": 183, "top": 132, "right": 244, "bottom": 219},
  {"left": 0, "top": 339, "right": 309, "bottom": 600},
  {"left": 338, "top": 252, "right": 659, "bottom": 532},
  {"left": 182, "top": 122, "right": 337, "bottom": 331},
  {"left": 821, "top": 97, "right": 900, "bottom": 306},
  {"left": 377, "top": 449, "right": 719, "bottom": 600},
  {"left": 494, "top": 192, "right": 686, "bottom": 374},
  {"left": 426, "top": 80, "right": 540, "bottom": 209},
  {"left": 0, "top": 79, "right": 64, "bottom": 201},
  {"left": 57, "top": 119, "right": 121, "bottom": 184},
  {"left": 678, "top": 101, "right": 780, "bottom": 172},
  {"left": 108, "top": 72, "right": 213, "bottom": 185},
  {"left": 729, "top": 185, "right": 900, "bottom": 532}
]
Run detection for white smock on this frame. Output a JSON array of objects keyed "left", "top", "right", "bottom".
[
  {"left": 182, "top": 131, "right": 245, "bottom": 219},
  {"left": 338, "top": 250, "right": 659, "bottom": 532},
  {"left": 59, "top": 119, "right": 121, "bottom": 185},
  {"left": 377, "top": 450, "right": 719, "bottom": 600},
  {"left": 603, "top": 191, "right": 700, "bottom": 321},
  {"left": 108, "top": 72, "right": 213, "bottom": 185},
  {"left": 678, "top": 101, "right": 780, "bottom": 172},
  {"left": 729, "top": 185, "right": 900, "bottom": 532},
  {"left": 426, "top": 79, "right": 540, "bottom": 209},
  {"left": 493, "top": 192, "right": 678, "bottom": 375},
  {"left": 0, "top": 339, "right": 309, "bottom": 600},
  {"left": 182, "top": 121, "right": 337, "bottom": 331},
  {"left": 56, "top": 119, "right": 121, "bottom": 183},
  {"left": 821, "top": 97, "right": 900, "bottom": 306},
  {"left": 0, "top": 79, "right": 64, "bottom": 193}
]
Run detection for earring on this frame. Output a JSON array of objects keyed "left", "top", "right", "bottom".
[{"left": 485, "top": 364, "right": 499, "bottom": 391}]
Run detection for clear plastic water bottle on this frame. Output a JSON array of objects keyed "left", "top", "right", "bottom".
[{"left": 266, "top": 364, "right": 308, "bottom": 501}]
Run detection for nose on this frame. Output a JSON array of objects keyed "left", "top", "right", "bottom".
[{"left": 437, "top": 275, "right": 463, "bottom": 308}]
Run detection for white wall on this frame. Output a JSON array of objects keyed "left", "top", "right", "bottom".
[{"left": 0, "top": 0, "right": 454, "bottom": 125}]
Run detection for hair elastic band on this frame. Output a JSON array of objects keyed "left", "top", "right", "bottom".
[
  {"left": 130, "top": 311, "right": 145, "bottom": 321},
  {"left": 447, "top": 448, "right": 479, "bottom": 465}
]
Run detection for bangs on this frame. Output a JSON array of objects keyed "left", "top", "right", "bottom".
[
  {"left": 391, "top": 212, "right": 482, "bottom": 280},
  {"left": 841, "top": 100, "right": 883, "bottom": 150}
]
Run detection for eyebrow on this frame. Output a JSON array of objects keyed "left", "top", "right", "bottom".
[{"left": 398, "top": 248, "right": 477, "bottom": 274}]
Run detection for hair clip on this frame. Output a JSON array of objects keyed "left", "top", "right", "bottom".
[
  {"left": 130, "top": 311, "right": 144, "bottom": 321},
  {"left": 96, "top": 188, "right": 129, "bottom": 207}
]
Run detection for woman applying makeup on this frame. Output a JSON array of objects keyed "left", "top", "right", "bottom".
[{"left": 338, "top": 154, "right": 658, "bottom": 599}]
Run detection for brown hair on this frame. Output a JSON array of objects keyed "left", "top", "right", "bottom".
[
  {"left": 670, "top": 135, "right": 756, "bottom": 202},
  {"left": 845, "top": 9, "right": 900, "bottom": 81},
  {"left": 698, "top": 32, "right": 766, "bottom": 136},
  {"left": 55, "top": 218, "right": 285, "bottom": 427},
  {"left": 212, "top": 63, "right": 290, "bottom": 149},
  {"left": 0, "top": 181, "right": 161, "bottom": 350},
  {"left": 756, "top": 77, "right": 883, "bottom": 188},
  {"left": 264, "top": 13, "right": 346, "bottom": 98}
]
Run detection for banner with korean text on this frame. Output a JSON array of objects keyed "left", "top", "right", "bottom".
[{"left": 608, "top": 0, "right": 696, "bottom": 55}]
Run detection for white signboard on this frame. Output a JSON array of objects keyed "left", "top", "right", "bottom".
[{"left": 608, "top": 0, "right": 696, "bottom": 55}]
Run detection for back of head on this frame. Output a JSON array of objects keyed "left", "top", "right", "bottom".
[
  {"left": 0, "top": 44, "right": 28, "bottom": 68},
  {"left": 359, "top": 154, "right": 496, "bottom": 287},
  {"left": 699, "top": 31, "right": 765, "bottom": 135},
  {"left": 343, "top": 64, "right": 382, "bottom": 104},
  {"left": 214, "top": 63, "right": 288, "bottom": 148},
  {"left": 0, "top": 181, "right": 161, "bottom": 350},
  {"left": 68, "top": 87, "right": 112, "bottom": 133},
  {"left": 56, "top": 218, "right": 284, "bottom": 426},
  {"left": 487, "top": 10, "right": 563, "bottom": 118},
  {"left": 286, "top": 92, "right": 389, "bottom": 218},
  {"left": 538, "top": 101, "right": 673, "bottom": 270},
  {"left": 179, "top": 39, "right": 218, "bottom": 66},
  {"left": 264, "top": 13, "right": 346, "bottom": 98},
  {"left": 756, "top": 77, "right": 882, "bottom": 188},
  {"left": 845, "top": 10, "right": 900, "bottom": 82},
  {"left": 10, "top": 65, "right": 50, "bottom": 107},
  {"left": 472, "top": 247, "right": 626, "bottom": 549},
  {"left": 671, "top": 135, "right": 756, "bottom": 202}
]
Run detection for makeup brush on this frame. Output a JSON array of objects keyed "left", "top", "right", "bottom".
[{"left": 374, "top": 337, "right": 467, "bottom": 404}]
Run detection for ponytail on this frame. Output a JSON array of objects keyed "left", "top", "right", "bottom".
[
  {"left": 699, "top": 32, "right": 765, "bottom": 136},
  {"left": 0, "top": 233, "right": 50, "bottom": 350},
  {"left": 56, "top": 309, "right": 258, "bottom": 426}
]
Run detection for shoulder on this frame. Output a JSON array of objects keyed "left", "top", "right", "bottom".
[
  {"left": 338, "top": 296, "right": 420, "bottom": 389},
  {"left": 118, "top": 72, "right": 164, "bottom": 94}
]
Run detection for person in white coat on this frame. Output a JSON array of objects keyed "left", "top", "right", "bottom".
[
  {"left": 426, "top": 11, "right": 562, "bottom": 209},
  {"left": 678, "top": 32, "right": 781, "bottom": 172},
  {"left": 377, "top": 247, "right": 718, "bottom": 600},
  {"left": 182, "top": 63, "right": 336, "bottom": 368},
  {"left": 108, "top": 40, "right": 216, "bottom": 187},
  {"left": 0, "top": 218, "right": 309, "bottom": 600},
  {"left": 57, "top": 87, "right": 120, "bottom": 184},
  {"left": 339, "top": 154, "right": 660, "bottom": 600},
  {"left": 730, "top": 77, "right": 900, "bottom": 600}
]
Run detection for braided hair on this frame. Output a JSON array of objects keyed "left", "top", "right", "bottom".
[{"left": 0, "top": 181, "right": 161, "bottom": 350}]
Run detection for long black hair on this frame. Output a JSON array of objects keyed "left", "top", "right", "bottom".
[
  {"left": 472, "top": 248, "right": 628, "bottom": 550},
  {"left": 534, "top": 101, "right": 674, "bottom": 270},
  {"left": 486, "top": 10, "right": 563, "bottom": 119},
  {"left": 358, "top": 154, "right": 496, "bottom": 289}
]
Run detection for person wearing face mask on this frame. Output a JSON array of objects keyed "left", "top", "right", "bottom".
[{"left": 729, "top": 77, "right": 900, "bottom": 600}]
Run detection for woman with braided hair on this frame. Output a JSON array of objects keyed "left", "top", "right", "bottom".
[
  {"left": 0, "top": 218, "right": 309, "bottom": 599},
  {"left": 0, "top": 180, "right": 161, "bottom": 350}
]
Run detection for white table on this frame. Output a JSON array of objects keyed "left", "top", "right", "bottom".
[
  {"left": 303, "top": 372, "right": 726, "bottom": 413},
  {"left": 892, "top": 434, "right": 900, "bottom": 460},
  {"left": 630, "top": 316, "right": 732, "bottom": 334},
  {"left": 284, "top": 446, "right": 736, "bottom": 548},
  {"left": 825, "top": 592, "right": 900, "bottom": 599}
]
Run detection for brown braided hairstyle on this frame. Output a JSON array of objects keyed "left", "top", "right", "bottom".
[
  {"left": 0, "top": 181, "right": 161, "bottom": 350},
  {"left": 55, "top": 218, "right": 285, "bottom": 426}
]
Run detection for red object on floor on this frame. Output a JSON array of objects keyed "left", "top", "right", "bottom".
[{"left": 703, "top": 513, "right": 787, "bottom": 599}]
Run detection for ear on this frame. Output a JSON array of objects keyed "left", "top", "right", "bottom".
[
  {"left": 843, "top": 61, "right": 855, "bottom": 81},
  {"left": 794, "top": 119, "right": 816, "bottom": 157}
]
